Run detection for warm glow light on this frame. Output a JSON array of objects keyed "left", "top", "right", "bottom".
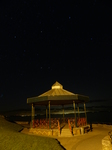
[
  {"left": 52, "top": 81, "right": 63, "bottom": 89},
  {"left": 52, "top": 85, "right": 62, "bottom": 89}
]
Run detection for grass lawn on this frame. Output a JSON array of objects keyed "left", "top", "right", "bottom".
[{"left": 0, "top": 115, "right": 64, "bottom": 150}]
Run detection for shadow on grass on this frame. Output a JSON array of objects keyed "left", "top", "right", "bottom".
[
  {"left": 56, "top": 139, "right": 66, "bottom": 150},
  {"left": 18, "top": 128, "right": 24, "bottom": 132}
]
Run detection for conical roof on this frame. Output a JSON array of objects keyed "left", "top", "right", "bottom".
[
  {"left": 27, "top": 81, "right": 89, "bottom": 105},
  {"left": 38, "top": 81, "right": 75, "bottom": 97}
]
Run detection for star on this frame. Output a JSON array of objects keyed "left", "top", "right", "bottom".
[
  {"left": 69, "top": 16, "right": 71, "bottom": 20},
  {"left": 0, "top": 94, "right": 3, "bottom": 98}
]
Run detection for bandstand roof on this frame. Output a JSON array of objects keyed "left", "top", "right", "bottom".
[{"left": 27, "top": 81, "right": 89, "bottom": 105}]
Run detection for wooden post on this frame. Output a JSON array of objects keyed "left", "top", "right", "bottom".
[
  {"left": 46, "top": 106, "right": 48, "bottom": 121},
  {"left": 49, "top": 101, "right": 51, "bottom": 129},
  {"left": 31, "top": 103, "right": 35, "bottom": 127},
  {"left": 77, "top": 104, "right": 80, "bottom": 118},
  {"left": 84, "top": 103, "right": 87, "bottom": 125},
  {"left": 73, "top": 101, "right": 77, "bottom": 127},
  {"left": 62, "top": 105, "right": 65, "bottom": 123}
]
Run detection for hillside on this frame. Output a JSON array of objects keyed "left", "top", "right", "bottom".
[{"left": 0, "top": 115, "right": 64, "bottom": 150}]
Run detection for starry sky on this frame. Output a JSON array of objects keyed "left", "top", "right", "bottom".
[{"left": 0, "top": 1, "right": 112, "bottom": 111}]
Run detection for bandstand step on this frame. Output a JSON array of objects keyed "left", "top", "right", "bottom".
[{"left": 59, "top": 129, "right": 73, "bottom": 137}]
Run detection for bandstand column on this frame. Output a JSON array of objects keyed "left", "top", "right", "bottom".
[
  {"left": 46, "top": 106, "right": 48, "bottom": 121},
  {"left": 73, "top": 101, "right": 77, "bottom": 127},
  {"left": 48, "top": 101, "right": 51, "bottom": 129},
  {"left": 77, "top": 104, "right": 80, "bottom": 118},
  {"left": 62, "top": 105, "right": 65, "bottom": 123},
  {"left": 31, "top": 103, "right": 35, "bottom": 127},
  {"left": 84, "top": 103, "right": 87, "bottom": 125}
]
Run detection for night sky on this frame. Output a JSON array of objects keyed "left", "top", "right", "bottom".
[{"left": 0, "top": 1, "right": 112, "bottom": 111}]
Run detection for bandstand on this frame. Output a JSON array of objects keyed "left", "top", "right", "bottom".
[{"left": 27, "top": 81, "right": 89, "bottom": 136}]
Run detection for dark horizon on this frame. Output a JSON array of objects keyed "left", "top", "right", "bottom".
[{"left": 0, "top": 98, "right": 112, "bottom": 112}]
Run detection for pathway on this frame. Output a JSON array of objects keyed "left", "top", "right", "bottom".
[
  {"left": 21, "top": 124, "right": 112, "bottom": 150},
  {"left": 57, "top": 126, "right": 111, "bottom": 150}
]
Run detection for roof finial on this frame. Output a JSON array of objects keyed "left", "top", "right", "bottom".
[{"left": 52, "top": 81, "right": 63, "bottom": 89}]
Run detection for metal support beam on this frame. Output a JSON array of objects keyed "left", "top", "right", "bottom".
[
  {"left": 49, "top": 101, "right": 51, "bottom": 129},
  {"left": 31, "top": 103, "right": 35, "bottom": 127},
  {"left": 73, "top": 101, "right": 77, "bottom": 127},
  {"left": 84, "top": 103, "right": 87, "bottom": 125}
]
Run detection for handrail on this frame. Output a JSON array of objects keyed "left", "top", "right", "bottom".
[
  {"left": 57, "top": 120, "right": 61, "bottom": 134},
  {"left": 68, "top": 119, "right": 72, "bottom": 134}
]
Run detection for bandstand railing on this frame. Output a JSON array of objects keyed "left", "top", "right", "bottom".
[
  {"left": 32, "top": 117, "right": 87, "bottom": 130},
  {"left": 32, "top": 118, "right": 60, "bottom": 129},
  {"left": 77, "top": 118, "right": 87, "bottom": 127}
]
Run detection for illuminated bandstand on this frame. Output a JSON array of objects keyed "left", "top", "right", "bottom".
[{"left": 27, "top": 81, "right": 89, "bottom": 136}]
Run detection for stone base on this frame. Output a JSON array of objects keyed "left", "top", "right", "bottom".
[
  {"left": 73, "top": 128, "right": 81, "bottom": 135},
  {"left": 73, "top": 125, "right": 89, "bottom": 135},
  {"left": 29, "top": 128, "right": 58, "bottom": 136}
]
